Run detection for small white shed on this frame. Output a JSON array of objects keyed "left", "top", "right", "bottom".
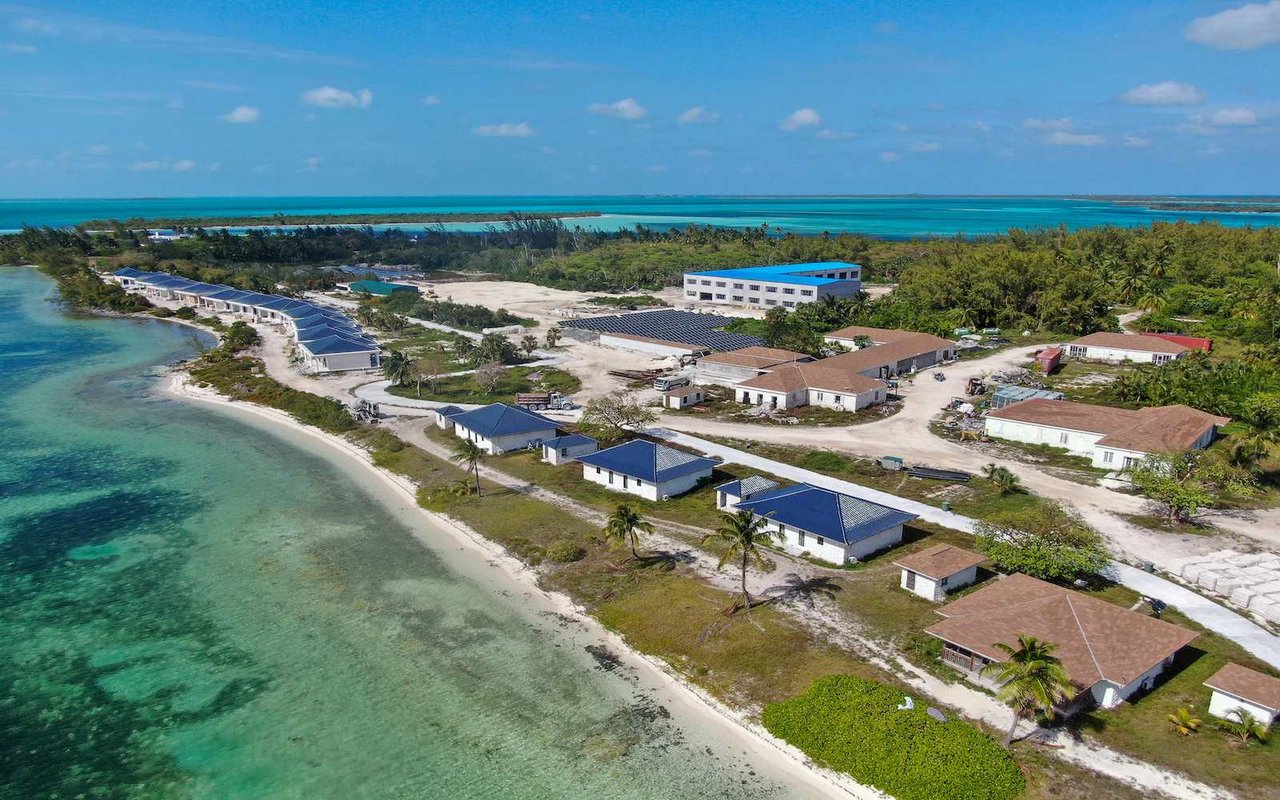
[
  {"left": 715, "top": 475, "right": 780, "bottom": 511},
  {"left": 541, "top": 433, "right": 598, "bottom": 466},
  {"left": 893, "top": 544, "right": 985, "bottom": 602},
  {"left": 1204, "top": 662, "right": 1280, "bottom": 728},
  {"left": 663, "top": 385, "right": 706, "bottom": 409},
  {"left": 434, "top": 405, "right": 464, "bottom": 430}
]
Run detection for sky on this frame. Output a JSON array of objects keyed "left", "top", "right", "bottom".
[{"left": 0, "top": 0, "right": 1278, "bottom": 197}]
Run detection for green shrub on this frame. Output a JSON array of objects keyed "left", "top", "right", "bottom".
[
  {"left": 545, "top": 540, "right": 586, "bottom": 563},
  {"left": 762, "top": 675, "right": 1024, "bottom": 800},
  {"left": 803, "top": 451, "right": 852, "bottom": 473},
  {"left": 174, "top": 305, "right": 197, "bottom": 320},
  {"left": 150, "top": 306, "right": 175, "bottom": 318}
]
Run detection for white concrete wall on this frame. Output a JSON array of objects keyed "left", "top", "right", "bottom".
[
  {"left": 683, "top": 272, "right": 861, "bottom": 310},
  {"left": 736, "top": 386, "right": 805, "bottom": 409},
  {"left": 666, "top": 391, "right": 704, "bottom": 409},
  {"left": 900, "top": 569, "right": 942, "bottom": 601},
  {"left": 456, "top": 424, "right": 557, "bottom": 455},
  {"left": 984, "top": 417, "right": 1103, "bottom": 458},
  {"left": 1207, "top": 690, "right": 1279, "bottom": 727},
  {"left": 695, "top": 362, "right": 762, "bottom": 386},
  {"left": 716, "top": 489, "right": 741, "bottom": 511},
  {"left": 598, "top": 334, "right": 694, "bottom": 358},
  {"left": 771, "top": 521, "right": 903, "bottom": 564},
  {"left": 542, "top": 442, "right": 597, "bottom": 466},
  {"left": 1092, "top": 657, "right": 1173, "bottom": 708},
  {"left": 582, "top": 464, "right": 708, "bottom": 501},
  {"left": 810, "top": 386, "right": 885, "bottom": 411},
  {"left": 1071, "top": 345, "right": 1181, "bottom": 364},
  {"left": 847, "top": 525, "right": 905, "bottom": 560}
]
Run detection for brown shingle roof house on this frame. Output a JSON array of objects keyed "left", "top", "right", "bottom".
[
  {"left": 985, "top": 398, "right": 1229, "bottom": 457},
  {"left": 1204, "top": 662, "right": 1280, "bottom": 726},
  {"left": 925, "top": 573, "right": 1198, "bottom": 711}
]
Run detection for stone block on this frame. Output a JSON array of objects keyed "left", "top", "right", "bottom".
[
  {"left": 1229, "top": 586, "right": 1258, "bottom": 608},
  {"left": 1197, "top": 571, "right": 1226, "bottom": 591}
]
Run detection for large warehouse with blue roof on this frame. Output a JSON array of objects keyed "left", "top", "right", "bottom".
[{"left": 682, "top": 262, "right": 862, "bottom": 310}]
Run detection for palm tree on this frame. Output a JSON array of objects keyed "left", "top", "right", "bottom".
[
  {"left": 602, "top": 504, "right": 654, "bottom": 560},
  {"left": 382, "top": 350, "right": 413, "bottom": 386},
  {"left": 1217, "top": 707, "right": 1270, "bottom": 744},
  {"left": 545, "top": 327, "right": 562, "bottom": 349},
  {"left": 981, "top": 635, "right": 1075, "bottom": 747},
  {"left": 982, "top": 463, "right": 1024, "bottom": 496},
  {"left": 450, "top": 438, "right": 484, "bottom": 498},
  {"left": 703, "top": 510, "right": 778, "bottom": 613},
  {"left": 1167, "top": 706, "right": 1201, "bottom": 736},
  {"left": 520, "top": 334, "right": 539, "bottom": 356}
]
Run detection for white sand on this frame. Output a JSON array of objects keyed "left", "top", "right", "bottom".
[{"left": 164, "top": 372, "right": 880, "bottom": 800}]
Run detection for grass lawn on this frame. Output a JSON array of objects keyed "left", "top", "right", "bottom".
[
  {"left": 703, "top": 435, "right": 1043, "bottom": 522},
  {"left": 1119, "top": 513, "right": 1220, "bottom": 536},
  {"left": 1041, "top": 359, "right": 1133, "bottom": 405},
  {"left": 930, "top": 419, "right": 1109, "bottom": 485},
  {"left": 386, "top": 366, "right": 581, "bottom": 405},
  {"left": 663, "top": 384, "right": 903, "bottom": 428},
  {"left": 954, "top": 330, "right": 1063, "bottom": 361}
]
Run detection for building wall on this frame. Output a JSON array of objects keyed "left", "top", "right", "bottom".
[
  {"left": 770, "top": 521, "right": 903, "bottom": 564},
  {"left": 984, "top": 417, "right": 1103, "bottom": 458},
  {"left": 665, "top": 390, "right": 704, "bottom": 409},
  {"left": 1092, "top": 656, "right": 1175, "bottom": 709},
  {"left": 682, "top": 272, "right": 861, "bottom": 310},
  {"left": 736, "top": 386, "right": 806, "bottom": 409},
  {"left": 312, "top": 350, "right": 380, "bottom": 373},
  {"left": 598, "top": 334, "right": 696, "bottom": 358},
  {"left": 810, "top": 386, "right": 885, "bottom": 411},
  {"left": 900, "top": 565, "right": 980, "bottom": 601},
  {"left": 455, "top": 424, "right": 557, "bottom": 455},
  {"left": 1070, "top": 344, "right": 1181, "bottom": 365},
  {"left": 1207, "top": 690, "right": 1279, "bottom": 726},
  {"left": 542, "top": 442, "right": 597, "bottom": 466},
  {"left": 581, "top": 464, "right": 711, "bottom": 500},
  {"left": 694, "top": 362, "right": 765, "bottom": 386}
]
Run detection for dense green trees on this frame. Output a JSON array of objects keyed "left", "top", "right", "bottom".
[{"left": 973, "top": 503, "right": 1109, "bottom": 582}]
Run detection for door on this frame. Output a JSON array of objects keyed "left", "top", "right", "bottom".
[
  {"left": 904, "top": 571, "right": 916, "bottom": 591},
  {"left": 622, "top": 475, "right": 629, "bottom": 489}
]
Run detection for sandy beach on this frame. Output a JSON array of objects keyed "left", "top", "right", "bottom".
[{"left": 164, "top": 371, "right": 882, "bottom": 800}]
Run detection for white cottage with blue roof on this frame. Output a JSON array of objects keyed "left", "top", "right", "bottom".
[
  {"left": 576, "top": 440, "right": 717, "bottom": 501},
  {"left": 541, "top": 434, "right": 598, "bottom": 465},
  {"left": 449, "top": 403, "right": 559, "bottom": 455},
  {"left": 682, "top": 262, "right": 862, "bottom": 310},
  {"left": 735, "top": 483, "right": 918, "bottom": 564}
]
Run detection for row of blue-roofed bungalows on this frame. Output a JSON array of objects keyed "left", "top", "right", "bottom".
[
  {"left": 107, "top": 268, "right": 383, "bottom": 372},
  {"left": 432, "top": 401, "right": 919, "bottom": 564}
]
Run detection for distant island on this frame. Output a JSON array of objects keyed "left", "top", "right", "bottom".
[
  {"left": 80, "top": 211, "right": 603, "bottom": 230},
  {"left": 1109, "top": 198, "right": 1280, "bottom": 214}
]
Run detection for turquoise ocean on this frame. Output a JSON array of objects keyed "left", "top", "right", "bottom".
[
  {"left": 0, "top": 266, "right": 829, "bottom": 799},
  {"left": 3, "top": 195, "right": 1280, "bottom": 236}
]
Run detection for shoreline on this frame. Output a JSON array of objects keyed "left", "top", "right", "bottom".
[{"left": 162, "top": 370, "right": 881, "bottom": 800}]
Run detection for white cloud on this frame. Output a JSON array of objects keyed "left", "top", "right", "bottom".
[
  {"left": 677, "top": 106, "right": 719, "bottom": 124},
  {"left": 165, "top": 97, "right": 184, "bottom": 110},
  {"left": 421, "top": 94, "right": 441, "bottom": 107},
  {"left": 879, "top": 150, "right": 901, "bottom": 162},
  {"left": 88, "top": 144, "right": 109, "bottom": 155},
  {"left": 892, "top": 122, "right": 910, "bottom": 132},
  {"left": 972, "top": 120, "right": 992, "bottom": 133},
  {"left": 588, "top": 97, "right": 647, "bottom": 119},
  {"left": 1202, "top": 144, "right": 1224, "bottom": 157},
  {"left": 1120, "top": 81, "right": 1204, "bottom": 106},
  {"left": 301, "top": 86, "right": 372, "bottom": 109},
  {"left": 205, "top": 161, "right": 222, "bottom": 172},
  {"left": 1123, "top": 134, "right": 1153, "bottom": 148},
  {"left": 1186, "top": 1, "right": 1280, "bottom": 50},
  {"left": 302, "top": 156, "right": 322, "bottom": 172},
  {"left": 1210, "top": 107, "right": 1258, "bottom": 125},
  {"left": 131, "top": 159, "right": 196, "bottom": 171},
  {"left": 647, "top": 164, "right": 668, "bottom": 172},
  {"left": 221, "top": 105, "right": 260, "bottom": 123},
  {"left": 911, "top": 142, "right": 941, "bottom": 152},
  {"left": 815, "top": 129, "right": 855, "bottom": 140},
  {"left": 16, "top": 17, "right": 58, "bottom": 35},
  {"left": 473, "top": 122, "right": 535, "bottom": 137},
  {"left": 2, "top": 42, "right": 38, "bottom": 54},
  {"left": 688, "top": 148, "right": 713, "bottom": 158},
  {"left": 1043, "top": 131, "right": 1104, "bottom": 146},
  {"left": 1023, "top": 117, "right": 1073, "bottom": 131},
  {"left": 779, "top": 107, "right": 821, "bottom": 131}
]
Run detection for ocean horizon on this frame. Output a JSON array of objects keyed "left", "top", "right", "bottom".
[{"left": 4, "top": 194, "right": 1280, "bottom": 237}]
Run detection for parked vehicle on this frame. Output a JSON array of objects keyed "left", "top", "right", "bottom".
[
  {"left": 653, "top": 375, "right": 691, "bottom": 392},
  {"left": 932, "top": 371, "right": 947, "bottom": 382},
  {"left": 515, "top": 391, "right": 577, "bottom": 411}
]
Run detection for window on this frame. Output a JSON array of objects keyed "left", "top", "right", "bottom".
[
  {"left": 782, "top": 301, "right": 795, "bottom": 308},
  {"left": 940, "top": 576, "right": 950, "bottom": 587},
  {"left": 816, "top": 536, "right": 825, "bottom": 547},
  {"left": 685, "top": 290, "right": 696, "bottom": 297},
  {"left": 816, "top": 392, "right": 824, "bottom": 401},
  {"left": 834, "top": 394, "right": 842, "bottom": 405},
  {"left": 560, "top": 448, "right": 568, "bottom": 456},
  {"left": 608, "top": 471, "right": 615, "bottom": 484},
  {"left": 732, "top": 282, "right": 744, "bottom": 289},
  {"left": 838, "top": 272, "right": 847, "bottom": 279},
  {"left": 595, "top": 467, "right": 601, "bottom": 474},
  {"left": 636, "top": 480, "right": 642, "bottom": 487},
  {"left": 715, "top": 293, "right": 726, "bottom": 300},
  {"left": 685, "top": 277, "right": 697, "bottom": 285},
  {"left": 732, "top": 295, "right": 744, "bottom": 302},
  {"left": 1069, "top": 345, "right": 1086, "bottom": 357},
  {"left": 904, "top": 571, "right": 916, "bottom": 590},
  {"left": 700, "top": 279, "right": 711, "bottom": 286},
  {"left": 826, "top": 273, "right": 836, "bottom": 278},
  {"left": 748, "top": 284, "right": 760, "bottom": 291},
  {"left": 1059, "top": 431, "right": 1069, "bottom": 444},
  {"left": 1103, "top": 451, "right": 1114, "bottom": 464},
  {"left": 797, "top": 530, "right": 805, "bottom": 546},
  {"left": 748, "top": 297, "right": 760, "bottom": 304},
  {"left": 783, "top": 287, "right": 795, "bottom": 295},
  {"left": 1123, "top": 456, "right": 1138, "bottom": 469},
  {"left": 800, "top": 290, "right": 814, "bottom": 297},
  {"left": 765, "top": 286, "right": 778, "bottom": 293},
  {"left": 765, "top": 299, "right": 777, "bottom": 305},
  {"left": 715, "top": 281, "right": 726, "bottom": 288}
]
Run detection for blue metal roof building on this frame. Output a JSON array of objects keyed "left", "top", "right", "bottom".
[
  {"left": 685, "top": 262, "right": 862, "bottom": 286},
  {"left": 683, "top": 262, "right": 862, "bottom": 312},
  {"left": 447, "top": 403, "right": 560, "bottom": 454},
  {"left": 576, "top": 440, "right": 718, "bottom": 489},
  {"left": 735, "top": 482, "right": 917, "bottom": 563}
]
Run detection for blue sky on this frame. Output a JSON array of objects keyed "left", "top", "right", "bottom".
[{"left": 1, "top": 0, "right": 1278, "bottom": 197}]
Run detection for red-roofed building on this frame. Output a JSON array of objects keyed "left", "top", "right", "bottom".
[{"left": 1147, "top": 333, "right": 1213, "bottom": 353}]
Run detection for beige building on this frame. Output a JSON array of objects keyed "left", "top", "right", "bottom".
[
  {"left": 693, "top": 346, "right": 812, "bottom": 386},
  {"left": 1204, "top": 663, "right": 1280, "bottom": 728},
  {"left": 894, "top": 544, "right": 985, "bottom": 602},
  {"left": 1066, "top": 332, "right": 1189, "bottom": 365},
  {"left": 822, "top": 326, "right": 956, "bottom": 378}
]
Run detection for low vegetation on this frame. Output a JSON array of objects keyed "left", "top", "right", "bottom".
[
  {"left": 973, "top": 503, "right": 1110, "bottom": 583},
  {"left": 762, "top": 675, "right": 1025, "bottom": 800},
  {"left": 189, "top": 356, "right": 355, "bottom": 433},
  {"left": 385, "top": 365, "right": 580, "bottom": 405}
]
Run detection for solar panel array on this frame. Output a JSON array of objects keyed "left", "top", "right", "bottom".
[{"left": 560, "top": 309, "right": 762, "bottom": 352}]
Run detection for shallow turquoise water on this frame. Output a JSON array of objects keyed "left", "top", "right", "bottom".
[
  {"left": 3, "top": 195, "right": 1279, "bottom": 236},
  {"left": 0, "top": 267, "right": 820, "bottom": 799}
]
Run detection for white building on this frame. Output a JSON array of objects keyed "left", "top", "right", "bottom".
[
  {"left": 893, "top": 544, "right": 985, "bottom": 602},
  {"left": 733, "top": 482, "right": 918, "bottom": 565},
  {"left": 576, "top": 440, "right": 718, "bottom": 501},
  {"left": 541, "top": 433, "right": 598, "bottom": 466},
  {"left": 714, "top": 475, "right": 781, "bottom": 510},
  {"left": 821, "top": 326, "right": 956, "bottom": 378},
  {"left": 663, "top": 385, "right": 706, "bottom": 409},
  {"left": 433, "top": 406, "right": 465, "bottom": 430},
  {"left": 682, "top": 262, "right": 862, "bottom": 310},
  {"left": 449, "top": 403, "right": 559, "bottom": 455},
  {"left": 693, "top": 347, "right": 812, "bottom": 386},
  {"left": 984, "top": 398, "right": 1228, "bottom": 469},
  {"left": 734, "top": 362, "right": 887, "bottom": 411},
  {"left": 1204, "top": 663, "right": 1280, "bottom": 728},
  {"left": 1066, "top": 332, "right": 1189, "bottom": 365},
  {"left": 927, "top": 573, "right": 1199, "bottom": 714}
]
